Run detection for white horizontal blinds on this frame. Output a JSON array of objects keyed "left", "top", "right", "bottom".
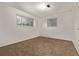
[
  {"left": 16, "top": 15, "right": 33, "bottom": 26},
  {"left": 47, "top": 17, "right": 57, "bottom": 27}
]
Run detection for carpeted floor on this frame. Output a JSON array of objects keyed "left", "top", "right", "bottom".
[{"left": 0, "top": 36, "right": 78, "bottom": 56}]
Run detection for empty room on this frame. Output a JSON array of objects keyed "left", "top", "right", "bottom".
[{"left": 0, "top": 2, "right": 79, "bottom": 56}]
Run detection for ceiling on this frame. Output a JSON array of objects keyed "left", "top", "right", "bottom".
[{"left": 0, "top": 2, "right": 76, "bottom": 17}]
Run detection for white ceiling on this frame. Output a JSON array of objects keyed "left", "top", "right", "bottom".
[{"left": 0, "top": 2, "right": 76, "bottom": 17}]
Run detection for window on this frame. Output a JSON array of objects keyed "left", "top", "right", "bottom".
[
  {"left": 17, "top": 15, "right": 22, "bottom": 25},
  {"left": 16, "top": 15, "right": 33, "bottom": 26},
  {"left": 47, "top": 17, "right": 57, "bottom": 27}
]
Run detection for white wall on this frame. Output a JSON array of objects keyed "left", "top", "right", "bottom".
[
  {"left": 0, "top": 5, "right": 39, "bottom": 47},
  {"left": 0, "top": 5, "right": 75, "bottom": 47},
  {"left": 72, "top": 4, "right": 79, "bottom": 54},
  {"left": 38, "top": 11, "right": 74, "bottom": 41}
]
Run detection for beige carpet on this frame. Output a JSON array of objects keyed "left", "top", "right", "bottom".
[{"left": 0, "top": 36, "right": 78, "bottom": 56}]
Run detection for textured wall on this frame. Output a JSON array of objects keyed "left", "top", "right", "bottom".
[
  {"left": 0, "top": 5, "right": 39, "bottom": 47},
  {"left": 0, "top": 5, "right": 75, "bottom": 47},
  {"left": 38, "top": 11, "right": 74, "bottom": 41}
]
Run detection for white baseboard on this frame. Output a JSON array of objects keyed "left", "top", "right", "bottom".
[{"left": 0, "top": 35, "right": 39, "bottom": 47}]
